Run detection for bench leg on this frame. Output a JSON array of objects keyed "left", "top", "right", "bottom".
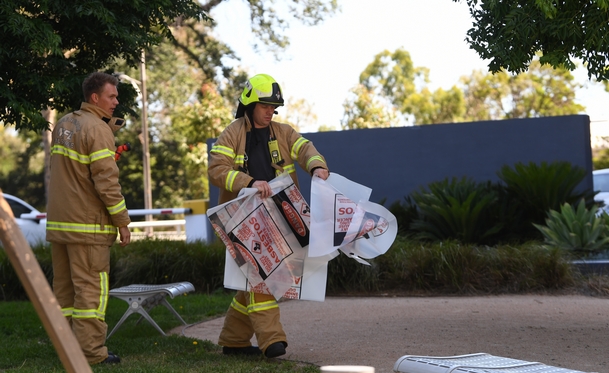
[
  {"left": 160, "top": 297, "right": 188, "bottom": 325},
  {"left": 107, "top": 301, "right": 169, "bottom": 339},
  {"left": 107, "top": 307, "right": 136, "bottom": 340}
]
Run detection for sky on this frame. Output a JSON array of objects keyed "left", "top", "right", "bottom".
[{"left": 210, "top": 0, "right": 609, "bottom": 133}]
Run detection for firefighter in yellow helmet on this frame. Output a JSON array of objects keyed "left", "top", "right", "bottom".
[{"left": 209, "top": 74, "right": 329, "bottom": 357}]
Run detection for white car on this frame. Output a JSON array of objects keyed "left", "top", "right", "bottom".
[
  {"left": 1, "top": 193, "right": 47, "bottom": 247},
  {"left": 593, "top": 169, "right": 609, "bottom": 214}
]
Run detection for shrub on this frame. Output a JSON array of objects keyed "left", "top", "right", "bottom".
[
  {"left": 497, "top": 161, "right": 596, "bottom": 239},
  {"left": 0, "top": 244, "right": 52, "bottom": 301},
  {"left": 534, "top": 201, "right": 609, "bottom": 256},
  {"left": 388, "top": 196, "right": 419, "bottom": 237},
  {"left": 373, "top": 238, "right": 575, "bottom": 294},
  {"left": 326, "top": 252, "right": 381, "bottom": 294},
  {"left": 409, "top": 177, "right": 503, "bottom": 244},
  {"left": 111, "top": 239, "right": 226, "bottom": 293},
  {"left": 0, "top": 240, "right": 226, "bottom": 301},
  {"left": 0, "top": 238, "right": 588, "bottom": 300}
]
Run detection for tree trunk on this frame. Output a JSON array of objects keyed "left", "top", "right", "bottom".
[{"left": 42, "top": 108, "right": 56, "bottom": 205}]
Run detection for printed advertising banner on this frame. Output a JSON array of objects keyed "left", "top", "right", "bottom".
[{"left": 207, "top": 172, "right": 397, "bottom": 302}]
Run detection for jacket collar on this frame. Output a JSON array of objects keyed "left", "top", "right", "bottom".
[{"left": 79, "top": 102, "right": 125, "bottom": 133}]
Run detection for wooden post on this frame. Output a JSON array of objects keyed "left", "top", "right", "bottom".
[{"left": 0, "top": 191, "right": 92, "bottom": 373}]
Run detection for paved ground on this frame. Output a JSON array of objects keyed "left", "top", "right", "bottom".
[{"left": 171, "top": 295, "right": 609, "bottom": 372}]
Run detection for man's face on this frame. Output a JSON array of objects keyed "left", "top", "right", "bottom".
[
  {"left": 252, "top": 103, "right": 277, "bottom": 128},
  {"left": 91, "top": 83, "right": 119, "bottom": 116}
]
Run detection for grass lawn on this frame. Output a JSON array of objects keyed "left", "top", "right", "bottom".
[{"left": 0, "top": 292, "right": 319, "bottom": 372}]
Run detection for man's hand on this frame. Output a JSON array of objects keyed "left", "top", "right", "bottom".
[
  {"left": 118, "top": 226, "right": 131, "bottom": 247},
  {"left": 313, "top": 168, "right": 329, "bottom": 180},
  {"left": 252, "top": 180, "right": 272, "bottom": 199}
]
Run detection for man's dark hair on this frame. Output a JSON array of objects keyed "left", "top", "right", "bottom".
[{"left": 82, "top": 72, "right": 119, "bottom": 102}]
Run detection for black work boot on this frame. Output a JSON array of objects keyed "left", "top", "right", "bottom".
[
  {"left": 100, "top": 351, "right": 121, "bottom": 364},
  {"left": 264, "top": 342, "right": 287, "bottom": 358}
]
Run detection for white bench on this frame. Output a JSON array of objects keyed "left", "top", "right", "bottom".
[
  {"left": 106, "top": 282, "right": 195, "bottom": 339},
  {"left": 393, "top": 353, "right": 594, "bottom": 373}
]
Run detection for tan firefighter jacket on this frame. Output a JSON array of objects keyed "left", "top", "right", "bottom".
[
  {"left": 46, "top": 102, "right": 130, "bottom": 246},
  {"left": 209, "top": 116, "right": 328, "bottom": 204}
]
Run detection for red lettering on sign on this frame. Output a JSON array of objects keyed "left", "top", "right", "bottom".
[
  {"left": 212, "top": 223, "right": 236, "bottom": 259},
  {"left": 338, "top": 207, "right": 354, "bottom": 215},
  {"left": 282, "top": 201, "right": 306, "bottom": 236},
  {"left": 267, "top": 245, "right": 281, "bottom": 264},
  {"left": 235, "top": 242, "right": 258, "bottom": 271}
]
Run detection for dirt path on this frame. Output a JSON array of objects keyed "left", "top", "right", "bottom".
[{"left": 171, "top": 295, "right": 609, "bottom": 372}]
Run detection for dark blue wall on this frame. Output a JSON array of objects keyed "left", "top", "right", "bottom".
[{"left": 208, "top": 115, "right": 592, "bottom": 209}]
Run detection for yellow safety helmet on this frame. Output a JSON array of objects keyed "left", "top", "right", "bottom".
[{"left": 239, "top": 74, "right": 284, "bottom": 107}]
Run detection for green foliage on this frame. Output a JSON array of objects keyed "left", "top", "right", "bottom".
[
  {"left": 359, "top": 48, "right": 420, "bottom": 112},
  {"left": 1, "top": 237, "right": 591, "bottom": 301},
  {"left": 386, "top": 161, "right": 594, "bottom": 245},
  {"left": 0, "top": 127, "right": 26, "bottom": 177},
  {"left": 460, "top": 59, "right": 585, "bottom": 121},
  {"left": 592, "top": 147, "right": 609, "bottom": 170},
  {"left": 374, "top": 238, "right": 575, "bottom": 294},
  {"left": 497, "top": 161, "right": 595, "bottom": 235},
  {"left": 406, "top": 86, "right": 466, "bottom": 125},
  {"left": 409, "top": 177, "right": 503, "bottom": 244},
  {"left": 456, "top": 0, "right": 609, "bottom": 81},
  {"left": 345, "top": 48, "right": 593, "bottom": 127},
  {"left": 0, "top": 131, "right": 46, "bottom": 210},
  {"left": 0, "top": 244, "right": 53, "bottom": 301},
  {"left": 341, "top": 84, "right": 400, "bottom": 129},
  {"left": 388, "top": 196, "right": 419, "bottom": 237},
  {"left": 0, "top": 0, "right": 209, "bottom": 131},
  {"left": 0, "top": 240, "right": 226, "bottom": 301},
  {"left": 326, "top": 253, "right": 381, "bottom": 294},
  {"left": 534, "top": 200, "right": 609, "bottom": 253},
  {"left": 110, "top": 240, "right": 227, "bottom": 293}
]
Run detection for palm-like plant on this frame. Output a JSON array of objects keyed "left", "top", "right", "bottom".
[
  {"left": 410, "top": 177, "right": 502, "bottom": 243},
  {"left": 534, "top": 200, "right": 609, "bottom": 253}
]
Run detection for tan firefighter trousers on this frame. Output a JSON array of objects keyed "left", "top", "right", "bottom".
[
  {"left": 218, "top": 290, "right": 287, "bottom": 353},
  {"left": 51, "top": 243, "right": 110, "bottom": 364}
]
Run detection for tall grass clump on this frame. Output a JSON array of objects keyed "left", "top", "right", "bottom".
[
  {"left": 326, "top": 253, "right": 382, "bottom": 294},
  {"left": 371, "top": 237, "right": 576, "bottom": 294}
]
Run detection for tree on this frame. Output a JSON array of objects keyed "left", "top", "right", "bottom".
[
  {"left": 273, "top": 97, "right": 322, "bottom": 132},
  {"left": 461, "top": 59, "right": 585, "bottom": 120},
  {"left": 405, "top": 86, "right": 465, "bottom": 125},
  {"left": 1, "top": 0, "right": 340, "bottom": 209},
  {"left": 0, "top": 127, "right": 26, "bottom": 177},
  {"left": 106, "top": 0, "right": 338, "bottom": 207},
  {"left": 0, "top": 0, "right": 208, "bottom": 131},
  {"left": 341, "top": 85, "right": 400, "bottom": 129},
  {"left": 0, "top": 130, "right": 46, "bottom": 210},
  {"left": 359, "top": 49, "right": 421, "bottom": 112},
  {"left": 455, "top": 0, "right": 609, "bottom": 81},
  {"left": 353, "top": 48, "right": 465, "bottom": 126},
  {"left": 345, "top": 48, "right": 589, "bottom": 127},
  {"left": 107, "top": 0, "right": 339, "bottom": 206}
]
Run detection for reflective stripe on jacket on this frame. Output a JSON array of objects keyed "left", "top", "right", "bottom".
[
  {"left": 46, "top": 102, "right": 130, "bottom": 245},
  {"left": 208, "top": 116, "right": 328, "bottom": 204}
]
